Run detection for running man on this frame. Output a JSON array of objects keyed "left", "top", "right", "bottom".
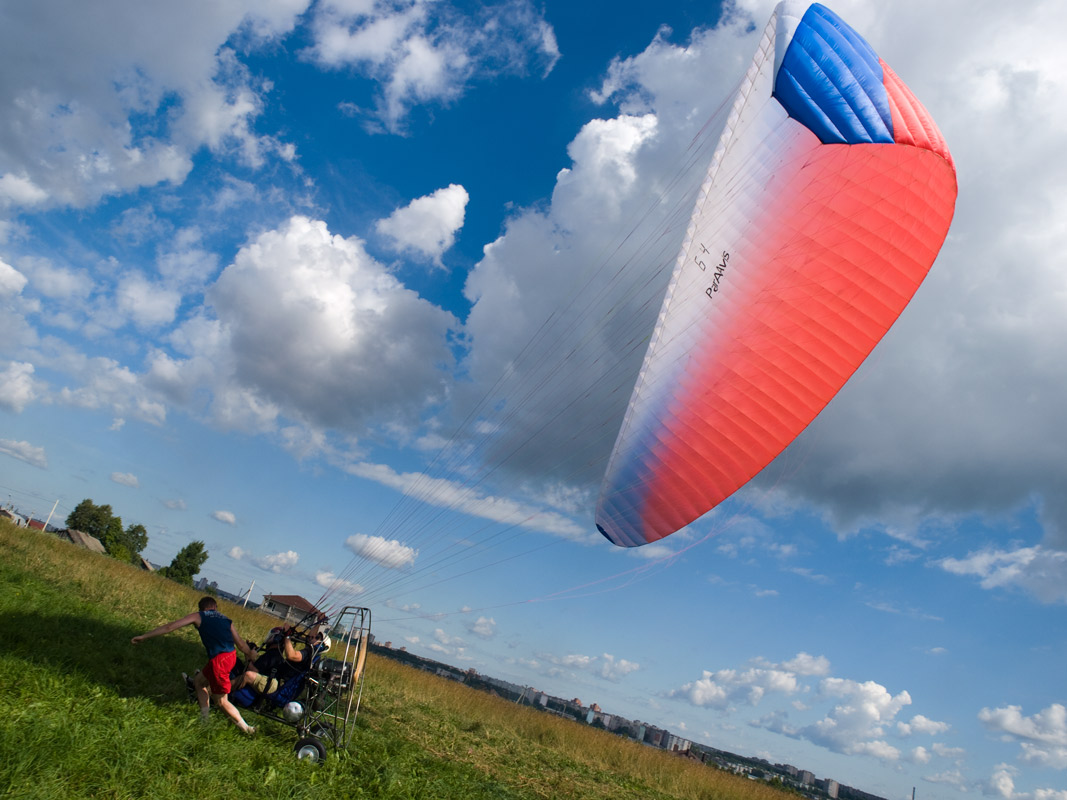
[{"left": 132, "top": 596, "right": 257, "bottom": 734}]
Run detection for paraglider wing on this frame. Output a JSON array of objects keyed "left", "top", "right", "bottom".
[{"left": 596, "top": 1, "right": 957, "bottom": 547}]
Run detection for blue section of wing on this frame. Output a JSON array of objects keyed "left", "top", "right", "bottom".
[{"left": 773, "top": 3, "right": 893, "bottom": 144}]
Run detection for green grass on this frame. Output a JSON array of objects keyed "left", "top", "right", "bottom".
[{"left": 0, "top": 520, "right": 790, "bottom": 800}]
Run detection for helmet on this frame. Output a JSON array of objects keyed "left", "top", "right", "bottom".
[
  {"left": 283, "top": 701, "right": 304, "bottom": 723},
  {"left": 318, "top": 633, "right": 332, "bottom": 653}
]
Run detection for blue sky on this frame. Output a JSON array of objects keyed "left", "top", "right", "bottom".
[{"left": 1, "top": 0, "right": 1065, "bottom": 796}]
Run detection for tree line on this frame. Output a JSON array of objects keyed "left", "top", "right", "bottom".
[{"left": 65, "top": 498, "right": 209, "bottom": 585}]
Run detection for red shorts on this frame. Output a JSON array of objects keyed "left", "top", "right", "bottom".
[{"left": 203, "top": 650, "right": 237, "bottom": 695}]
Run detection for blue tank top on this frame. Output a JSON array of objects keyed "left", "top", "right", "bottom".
[{"left": 198, "top": 609, "right": 235, "bottom": 657}]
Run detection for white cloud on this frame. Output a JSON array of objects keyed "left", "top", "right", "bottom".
[
  {"left": 467, "top": 615, "right": 496, "bottom": 639},
  {"left": 55, "top": 355, "right": 166, "bottom": 426},
  {"left": 801, "top": 678, "right": 912, "bottom": 761},
  {"left": 781, "top": 652, "right": 831, "bottom": 677},
  {"left": 434, "top": 628, "right": 464, "bottom": 647},
  {"left": 0, "top": 438, "right": 47, "bottom": 469},
  {"left": 0, "top": 0, "right": 305, "bottom": 210},
  {"left": 253, "top": 550, "right": 300, "bottom": 573},
  {"left": 531, "top": 651, "right": 638, "bottom": 683},
  {"left": 932, "top": 742, "right": 966, "bottom": 761},
  {"left": 343, "top": 461, "right": 590, "bottom": 540},
  {"left": 173, "top": 215, "right": 459, "bottom": 434},
  {"left": 898, "top": 714, "right": 951, "bottom": 737},
  {"left": 116, "top": 273, "right": 182, "bottom": 329},
  {"left": 597, "top": 653, "right": 639, "bottom": 682},
  {"left": 939, "top": 547, "right": 1067, "bottom": 603},
  {"left": 750, "top": 672, "right": 916, "bottom": 764},
  {"left": 979, "top": 704, "right": 1067, "bottom": 768},
  {"left": 376, "top": 183, "right": 469, "bottom": 264},
  {"left": 984, "top": 764, "right": 1067, "bottom": 800},
  {"left": 20, "top": 259, "right": 94, "bottom": 299},
  {"left": 0, "top": 361, "right": 38, "bottom": 413},
  {"left": 345, "top": 532, "right": 417, "bottom": 569},
  {"left": 307, "top": 0, "right": 559, "bottom": 131},
  {"left": 162, "top": 498, "right": 186, "bottom": 510},
  {"left": 229, "top": 545, "right": 299, "bottom": 573},
  {"left": 315, "top": 570, "right": 365, "bottom": 596},
  {"left": 670, "top": 653, "right": 821, "bottom": 709},
  {"left": 212, "top": 510, "right": 237, "bottom": 525},
  {"left": 910, "top": 746, "right": 931, "bottom": 764},
  {"left": 0, "top": 259, "right": 27, "bottom": 295},
  {"left": 671, "top": 665, "right": 800, "bottom": 709},
  {"left": 110, "top": 471, "right": 139, "bottom": 488}
]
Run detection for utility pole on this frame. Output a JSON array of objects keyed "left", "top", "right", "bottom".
[
  {"left": 242, "top": 580, "right": 255, "bottom": 607},
  {"left": 42, "top": 501, "right": 58, "bottom": 533}
]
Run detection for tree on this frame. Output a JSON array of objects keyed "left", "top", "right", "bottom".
[
  {"left": 160, "top": 541, "right": 208, "bottom": 585},
  {"left": 65, "top": 499, "right": 149, "bottom": 564},
  {"left": 66, "top": 499, "right": 115, "bottom": 541}
]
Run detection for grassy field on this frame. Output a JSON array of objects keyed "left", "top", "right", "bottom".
[{"left": 0, "top": 519, "right": 790, "bottom": 800}]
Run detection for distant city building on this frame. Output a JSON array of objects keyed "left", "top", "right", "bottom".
[
  {"left": 664, "top": 733, "right": 691, "bottom": 753},
  {"left": 362, "top": 636, "right": 880, "bottom": 800},
  {"left": 818, "top": 778, "right": 840, "bottom": 798}
]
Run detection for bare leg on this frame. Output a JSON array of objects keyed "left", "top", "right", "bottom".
[
  {"left": 213, "top": 693, "right": 254, "bottom": 733},
  {"left": 193, "top": 672, "right": 211, "bottom": 719}
]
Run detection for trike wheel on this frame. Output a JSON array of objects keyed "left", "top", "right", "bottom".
[{"left": 294, "top": 736, "right": 327, "bottom": 762}]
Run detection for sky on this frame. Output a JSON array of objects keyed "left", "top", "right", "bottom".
[{"left": 1, "top": 0, "right": 1065, "bottom": 796}]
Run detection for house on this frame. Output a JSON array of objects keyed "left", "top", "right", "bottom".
[
  {"left": 60, "top": 529, "right": 107, "bottom": 555},
  {"left": 261, "top": 593, "right": 322, "bottom": 625},
  {"left": 0, "top": 509, "right": 25, "bottom": 526}
]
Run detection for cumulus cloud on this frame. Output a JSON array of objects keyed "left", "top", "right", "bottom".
[
  {"left": 229, "top": 545, "right": 299, "bottom": 573},
  {"left": 979, "top": 704, "right": 1067, "bottom": 769},
  {"left": 0, "top": 438, "right": 47, "bottom": 469},
  {"left": 110, "top": 471, "right": 139, "bottom": 488},
  {"left": 467, "top": 615, "right": 496, "bottom": 639},
  {"left": 212, "top": 510, "right": 237, "bottom": 525},
  {"left": 0, "top": 0, "right": 303, "bottom": 211},
  {"left": 0, "top": 259, "right": 27, "bottom": 295},
  {"left": 315, "top": 570, "right": 365, "bottom": 596},
  {"left": 939, "top": 547, "right": 1067, "bottom": 604},
  {"left": 163, "top": 215, "right": 460, "bottom": 434},
  {"left": 55, "top": 355, "right": 167, "bottom": 426},
  {"left": 306, "top": 0, "right": 559, "bottom": 131},
  {"left": 898, "top": 714, "right": 951, "bottom": 737},
  {"left": 533, "top": 651, "right": 639, "bottom": 683},
  {"left": 985, "top": 764, "right": 1067, "bottom": 800},
  {"left": 345, "top": 532, "right": 417, "bottom": 569},
  {"left": 596, "top": 653, "right": 640, "bottom": 681},
  {"left": 671, "top": 653, "right": 828, "bottom": 711},
  {"left": 670, "top": 663, "right": 800, "bottom": 709},
  {"left": 798, "top": 678, "right": 912, "bottom": 761},
  {"left": 722, "top": 664, "right": 920, "bottom": 766},
  {"left": 781, "top": 652, "right": 831, "bottom": 677},
  {"left": 115, "top": 273, "right": 182, "bottom": 329},
  {"left": 376, "top": 184, "right": 469, "bottom": 264},
  {"left": 427, "top": 627, "right": 467, "bottom": 657},
  {"left": 0, "top": 362, "right": 38, "bottom": 413}
]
